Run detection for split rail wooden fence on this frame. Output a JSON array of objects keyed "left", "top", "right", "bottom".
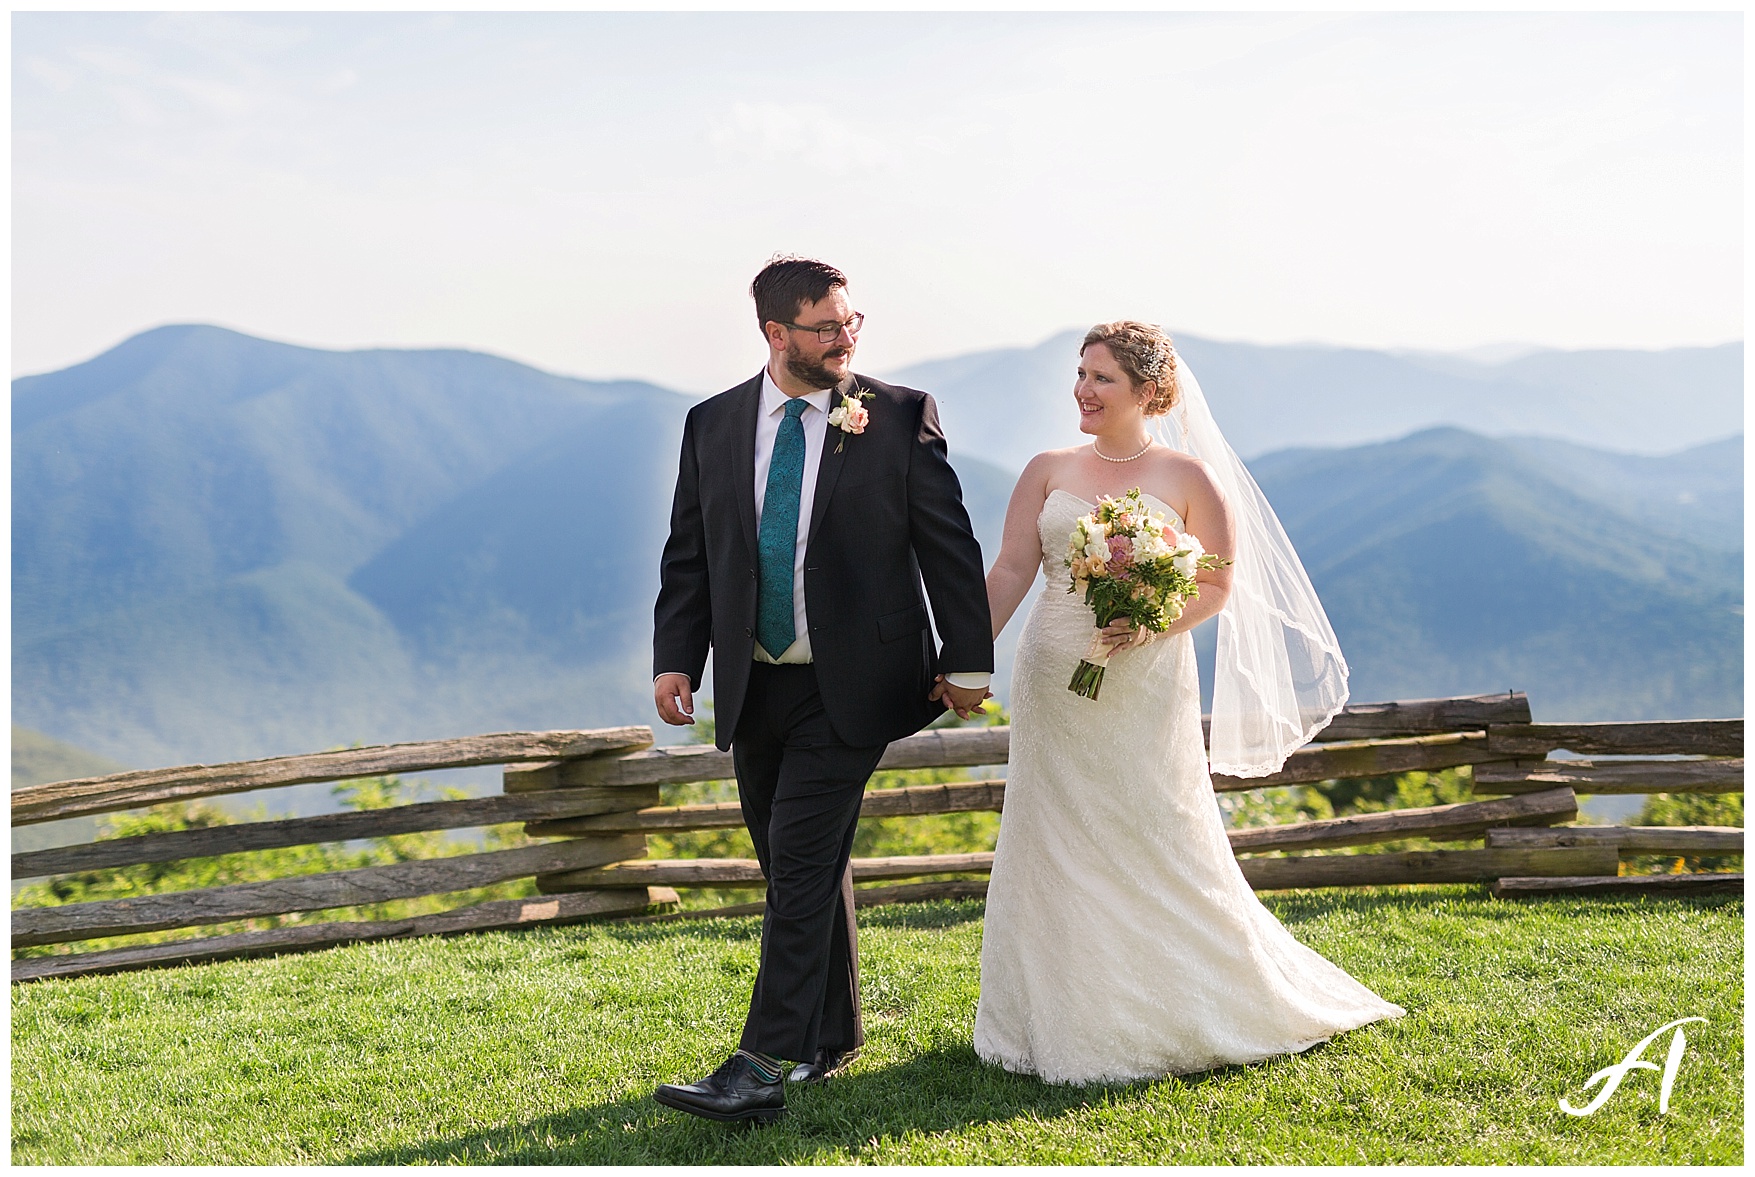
[{"left": 12, "top": 691, "right": 1743, "bottom": 983}]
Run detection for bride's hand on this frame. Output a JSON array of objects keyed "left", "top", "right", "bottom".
[{"left": 1099, "top": 618, "right": 1154, "bottom": 654}]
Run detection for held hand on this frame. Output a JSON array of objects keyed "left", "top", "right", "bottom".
[
  {"left": 654, "top": 673, "right": 696, "bottom": 726},
  {"left": 1099, "top": 618, "right": 1154, "bottom": 655},
  {"left": 930, "top": 674, "right": 992, "bottom": 721}
]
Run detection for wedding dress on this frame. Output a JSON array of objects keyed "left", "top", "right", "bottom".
[{"left": 973, "top": 488, "right": 1405, "bottom": 1086}]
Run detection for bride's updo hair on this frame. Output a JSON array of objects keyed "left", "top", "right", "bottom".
[{"left": 1081, "top": 321, "right": 1179, "bottom": 416}]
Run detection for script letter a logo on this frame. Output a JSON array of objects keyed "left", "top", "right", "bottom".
[{"left": 1559, "top": 1017, "right": 1707, "bottom": 1117}]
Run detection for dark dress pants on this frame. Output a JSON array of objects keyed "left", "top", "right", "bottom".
[{"left": 732, "top": 661, "right": 885, "bottom": 1063}]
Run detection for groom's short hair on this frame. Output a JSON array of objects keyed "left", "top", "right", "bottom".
[{"left": 752, "top": 256, "right": 848, "bottom": 330}]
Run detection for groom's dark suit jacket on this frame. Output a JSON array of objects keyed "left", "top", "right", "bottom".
[{"left": 654, "top": 371, "right": 994, "bottom": 751}]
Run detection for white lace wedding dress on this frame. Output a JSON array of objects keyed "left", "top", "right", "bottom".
[{"left": 974, "top": 489, "right": 1405, "bottom": 1085}]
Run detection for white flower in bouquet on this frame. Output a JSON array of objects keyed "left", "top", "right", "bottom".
[{"left": 1171, "top": 533, "right": 1206, "bottom": 577}]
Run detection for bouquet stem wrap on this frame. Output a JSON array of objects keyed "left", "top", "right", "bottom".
[{"left": 1069, "top": 630, "right": 1115, "bottom": 699}]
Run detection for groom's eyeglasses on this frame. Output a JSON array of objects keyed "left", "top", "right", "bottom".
[{"left": 782, "top": 313, "right": 864, "bottom": 343}]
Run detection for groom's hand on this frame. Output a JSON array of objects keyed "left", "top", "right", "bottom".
[
  {"left": 930, "top": 675, "right": 991, "bottom": 721},
  {"left": 654, "top": 673, "right": 696, "bottom": 726}
]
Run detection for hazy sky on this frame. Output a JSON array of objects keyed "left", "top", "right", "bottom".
[{"left": 12, "top": 10, "right": 1743, "bottom": 390}]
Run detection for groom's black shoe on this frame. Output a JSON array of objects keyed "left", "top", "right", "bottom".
[
  {"left": 786, "top": 1047, "right": 857, "bottom": 1085},
  {"left": 653, "top": 1053, "right": 786, "bottom": 1124}
]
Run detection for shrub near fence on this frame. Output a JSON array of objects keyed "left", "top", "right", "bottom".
[{"left": 11, "top": 692, "right": 1743, "bottom": 982}]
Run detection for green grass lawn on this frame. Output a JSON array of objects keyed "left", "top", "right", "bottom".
[{"left": 10, "top": 887, "right": 1742, "bottom": 1164}]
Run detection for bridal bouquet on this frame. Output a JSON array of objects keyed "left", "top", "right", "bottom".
[{"left": 1065, "top": 488, "right": 1230, "bottom": 700}]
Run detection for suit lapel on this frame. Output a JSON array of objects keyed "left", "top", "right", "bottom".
[
  {"left": 731, "top": 372, "right": 763, "bottom": 565},
  {"left": 806, "top": 374, "right": 858, "bottom": 547}
]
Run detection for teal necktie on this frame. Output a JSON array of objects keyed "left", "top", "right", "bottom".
[{"left": 756, "top": 398, "right": 809, "bottom": 658}]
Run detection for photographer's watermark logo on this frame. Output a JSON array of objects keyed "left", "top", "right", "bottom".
[{"left": 1559, "top": 1017, "right": 1707, "bottom": 1116}]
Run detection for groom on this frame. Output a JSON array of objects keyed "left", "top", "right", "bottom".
[{"left": 651, "top": 256, "right": 994, "bottom": 1122}]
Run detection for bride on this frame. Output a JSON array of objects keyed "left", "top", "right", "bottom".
[{"left": 972, "top": 321, "right": 1404, "bottom": 1085}]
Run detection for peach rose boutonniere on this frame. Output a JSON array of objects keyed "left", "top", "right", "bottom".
[{"left": 827, "top": 386, "right": 874, "bottom": 453}]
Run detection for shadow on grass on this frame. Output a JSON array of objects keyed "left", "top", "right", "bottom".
[
  {"left": 853, "top": 896, "right": 988, "bottom": 930},
  {"left": 342, "top": 1044, "right": 1280, "bottom": 1165},
  {"left": 583, "top": 897, "right": 987, "bottom": 947},
  {"left": 1257, "top": 883, "right": 1744, "bottom": 924},
  {"left": 601, "top": 888, "right": 1747, "bottom": 948}
]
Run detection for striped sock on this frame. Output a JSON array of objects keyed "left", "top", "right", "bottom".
[{"left": 736, "top": 1049, "right": 784, "bottom": 1082}]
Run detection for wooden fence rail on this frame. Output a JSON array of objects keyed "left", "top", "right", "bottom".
[
  {"left": 11, "top": 787, "right": 664, "bottom": 880},
  {"left": 1483, "top": 720, "right": 1743, "bottom": 758},
  {"left": 1473, "top": 759, "right": 1745, "bottom": 795},
  {"left": 11, "top": 694, "right": 1741, "bottom": 983},
  {"left": 1493, "top": 874, "right": 1745, "bottom": 899},
  {"left": 11, "top": 728, "right": 654, "bottom": 825},
  {"left": 1305, "top": 692, "right": 1530, "bottom": 741},
  {"left": 527, "top": 780, "right": 1009, "bottom": 839},
  {"left": 1486, "top": 826, "right": 1745, "bottom": 854},
  {"left": 1223, "top": 787, "right": 1579, "bottom": 853},
  {"left": 12, "top": 835, "right": 648, "bottom": 948},
  {"left": 10, "top": 888, "right": 682, "bottom": 984}
]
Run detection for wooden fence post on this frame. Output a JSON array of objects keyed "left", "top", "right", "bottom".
[{"left": 505, "top": 749, "right": 670, "bottom": 909}]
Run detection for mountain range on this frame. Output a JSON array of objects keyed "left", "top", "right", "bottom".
[
  {"left": 1249, "top": 429, "right": 1741, "bottom": 719},
  {"left": 11, "top": 325, "right": 1743, "bottom": 810},
  {"left": 891, "top": 329, "right": 1743, "bottom": 467}
]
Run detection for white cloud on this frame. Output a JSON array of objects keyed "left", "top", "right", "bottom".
[
  {"left": 708, "top": 101, "right": 896, "bottom": 176},
  {"left": 22, "top": 55, "right": 78, "bottom": 92}
]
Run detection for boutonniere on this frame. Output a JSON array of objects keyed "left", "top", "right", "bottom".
[{"left": 826, "top": 386, "right": 873, "bottom": 453}]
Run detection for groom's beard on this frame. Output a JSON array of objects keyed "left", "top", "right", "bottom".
[{"left": 784, "top": 341, "right": 851, "bottom": 390}]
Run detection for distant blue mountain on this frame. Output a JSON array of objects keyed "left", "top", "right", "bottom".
[
  {"left": 10, "top": 725, "right": 120, "bottom": 856},
  {"left": 1248, "top": 428, "right": 1742, "bottom": 721},
  {"left": 10, "top": 325, "right": 1742, "bottom": 784},
  {"left": 888, "top": 330, "right": 1742, "bottom": 465}
]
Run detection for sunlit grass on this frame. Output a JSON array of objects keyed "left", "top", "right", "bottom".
[{"left": 11, "top": 887, "right": 1740, "bottom": 1164}]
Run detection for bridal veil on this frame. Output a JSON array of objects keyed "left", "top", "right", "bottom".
[{"left": 1153, "top": 356, "right": 1349, "bottom": 777}]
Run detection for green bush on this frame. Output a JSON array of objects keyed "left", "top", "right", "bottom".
[
  {"left": 1220, "top": 768, "right": 1479, "bottom": 855},
  {"left": 1625, "top": 789, "right": 1743, "bottom": 875}
]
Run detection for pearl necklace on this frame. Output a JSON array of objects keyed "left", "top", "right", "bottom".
[{"left": 1093, "top": 437, "right": 1153, "bottom": 463}]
